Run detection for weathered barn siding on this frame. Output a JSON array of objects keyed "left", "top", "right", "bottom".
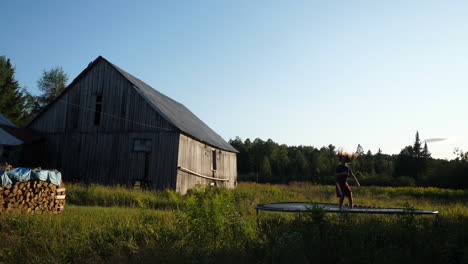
[
  {"left": 29, "top": 60, "right": 180, "bottom": 189},
  {"left": 176, "top": 134, "right": 237, "bottom": 194}
]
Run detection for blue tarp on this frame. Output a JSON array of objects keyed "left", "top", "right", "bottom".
[{"left": 0, "top": 168, "right": 62, "bottom": 187}]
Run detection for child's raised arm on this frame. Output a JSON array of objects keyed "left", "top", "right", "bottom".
[{"left": 350, "top": 172, "right": 360, "bottom": 186}]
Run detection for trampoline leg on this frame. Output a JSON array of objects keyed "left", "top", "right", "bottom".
[{"left": 256, "top": 208, "right": 260, "bottom": 229}]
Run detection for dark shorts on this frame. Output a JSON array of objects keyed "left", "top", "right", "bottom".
[{"left": 336, "top": 182, "right": 352, "bottom": 198}]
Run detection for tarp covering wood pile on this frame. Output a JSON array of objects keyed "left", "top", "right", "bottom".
[{"left": 0, "top": 168, "right": 62, "bottom": 187}]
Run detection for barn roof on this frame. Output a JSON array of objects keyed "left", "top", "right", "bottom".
[
  {"left": 0, "top": 113, "right": 16, "bottom": 127},
  {"left": 105, "top": 58, "right": 238, "bottom": 153},
  {"left": 0, "top": 127, "right": 23, "bottom": 145},
  {"left": 0, "top": 113, "right": 22, "bottom": 145}
]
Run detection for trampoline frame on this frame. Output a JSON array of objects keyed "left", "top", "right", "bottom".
[{"left": 256, "top": 202, "right": 439, "bottom": 216}]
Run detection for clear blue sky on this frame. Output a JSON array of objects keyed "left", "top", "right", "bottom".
[{"left": 1, "top": 0, "right": 467, "bottom": 159}]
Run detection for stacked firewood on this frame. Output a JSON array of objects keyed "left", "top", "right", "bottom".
[
  {"left": 0, "top": 163, "right": 13, "bottom": 171},
  {"left": 0, "top": 180, "right": 66, "bottom": 214},
  {"left": 0, "top": 164, "right": 66, "bottom": 214}
]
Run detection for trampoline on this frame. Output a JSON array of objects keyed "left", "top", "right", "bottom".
[{"left": 256, "top": 202, "right": 439, "bottom": 215}]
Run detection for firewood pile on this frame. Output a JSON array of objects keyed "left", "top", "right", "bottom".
[
  {"left": 0, "top": 163, "right": 13, "bottom": 172},
  {"left": 0, "top": 163, "right": 66, "bottom": 214}
]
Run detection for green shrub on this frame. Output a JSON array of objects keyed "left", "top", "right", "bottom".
[{"left": 177, "top": 185, "right": 255, "bottom": 259}]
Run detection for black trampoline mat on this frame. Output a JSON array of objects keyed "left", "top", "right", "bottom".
[{"left": 256, "top": 202, "right": 439, "bottom": 215}]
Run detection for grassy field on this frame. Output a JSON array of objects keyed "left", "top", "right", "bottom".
[{"left": 0, "top": 182, "right": 466, "bottom": 263}]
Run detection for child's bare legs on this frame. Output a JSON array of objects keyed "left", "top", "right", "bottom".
[{"left": 339, "top": 194, "right": 353, "bottom": 209}]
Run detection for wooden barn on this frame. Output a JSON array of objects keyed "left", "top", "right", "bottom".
[{"left": 27, "top": 56, "right": 238, "bottom": 193}]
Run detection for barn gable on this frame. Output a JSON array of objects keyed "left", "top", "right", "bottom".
[{"left": 28, "top": 59, "right": 176, "bottom": 134}]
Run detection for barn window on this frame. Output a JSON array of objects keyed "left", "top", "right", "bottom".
[
  {"left": 133, "top": 139, "right": 152, "bottom": 152},
  {"left": 212, "top": 150, "right": 217, "bottom": 171},
  {"left": 94, "top": 94, "right": 102, "bottom": 126}
]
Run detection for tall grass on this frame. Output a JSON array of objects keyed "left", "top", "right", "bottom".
[
  {"left": 0, "top": 206, "right": 179, "bottom": 264},
  {"left": 66, "top": 184, "right": 182, "bottom": 209},
  {"left": 0, "top": 183, "right": 466, "bottom": 263}
]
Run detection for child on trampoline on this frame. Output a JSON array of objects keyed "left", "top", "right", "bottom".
[{"left": 336, "top": 150, "right": 360, "bottom": 209}]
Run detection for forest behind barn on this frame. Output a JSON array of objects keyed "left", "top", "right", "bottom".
[{"left": 229, "top": 132, "right": 468, "bottom": 189}]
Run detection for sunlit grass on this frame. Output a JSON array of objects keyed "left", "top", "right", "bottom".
[{"left": 0, "top": 183, "right": 466, "bottom": 263}]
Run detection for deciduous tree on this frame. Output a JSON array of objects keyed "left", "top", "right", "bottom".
[{"left": 35, "top": 67, "right": 68, "bottom": 112}]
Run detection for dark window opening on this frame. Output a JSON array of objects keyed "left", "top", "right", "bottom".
[
  {"left": 133, "top": 139, "right": 152, "bottom": 152},
  {"left": 212, "top": 150, "right": 217, "bottom": 171},
  {"left": 94, "top": 95, "right": 102, "bottom": 126}
]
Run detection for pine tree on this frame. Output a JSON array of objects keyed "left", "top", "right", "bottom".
[
  {"left": 0, "top": 56, "right": 31, "bottom": 126},
  {"left": 355, "top": 144, "right": 364, "bottom": 156},
  {"left": 422, "top": 142, "right": 431, "bottom": 159},
  {"left": 413, "top": 131, "right": 422, "bottom": 158}
]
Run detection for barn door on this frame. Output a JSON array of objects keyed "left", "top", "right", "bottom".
[{"left": 131, "top": 139, "right": 153, "bottom": 189}]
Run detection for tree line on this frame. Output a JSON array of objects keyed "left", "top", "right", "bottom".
[
  {"left": 229, "top": 132, "right": 468, "bottom": 189},
  {"left": 0, "top": 56, "right": 67, "bottom": 126}
]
